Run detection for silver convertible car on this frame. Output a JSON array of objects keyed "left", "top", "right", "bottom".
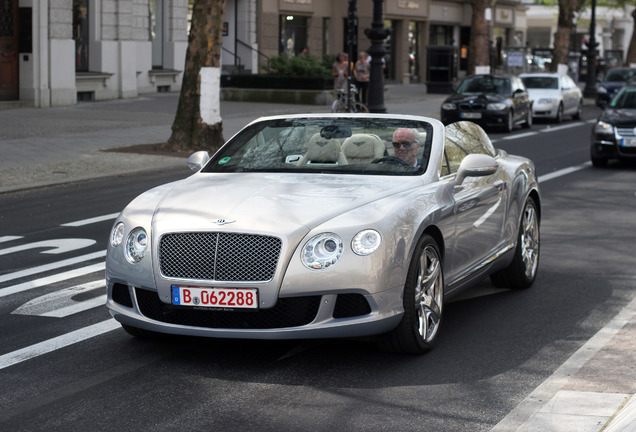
[{"left": 106, "top": 115, "right": 541, "bottom": 354}]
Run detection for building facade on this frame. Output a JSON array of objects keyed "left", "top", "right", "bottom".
[{"left": 3, "top": 0, "right": 631, "bottom": 108}]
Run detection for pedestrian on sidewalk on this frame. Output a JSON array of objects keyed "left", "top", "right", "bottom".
[{"left": 354, "top": 51, "right": 371, "bottom": 106}]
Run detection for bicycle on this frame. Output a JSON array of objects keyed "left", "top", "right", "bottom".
[{"left": 331, "top": 81, "right": 369, "bottom": 113}]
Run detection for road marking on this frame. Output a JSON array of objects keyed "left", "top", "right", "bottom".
[
  {"left": 0, "top": 250, "right": 106, "bottom": 284},
  {"left": 502, "top": 131, "right": 538, "bottom": 140},
  {"left": 538, "top": 162, "right": 591, "bottom": 183},
  {"left": 0, "top": 262, "right": 105, "bottom": 298},
  {"left": 539, "top": 122, "right": 584, "bottom": 132},
  {"left": 12, "top": 280, "right": 106, "bottom": 318},
  {"left": 0, "top": 238, "right": 96, "bottom": 256},
  {"left": 62, "top": 213, "right": 119, "bottom": 227},
  {"left": 0, "top": 236, "right": 22, "bottom": 243},
  {"left": 0, "top": 319, "right": 119, "bottom": 371}
]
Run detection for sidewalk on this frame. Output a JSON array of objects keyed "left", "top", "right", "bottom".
[{"left": 0, "top": 84, "right": 634, "bottom": 432}]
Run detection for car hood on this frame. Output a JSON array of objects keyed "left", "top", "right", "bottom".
[
  {"left": 151, "top": 172, "right": 418, "bottom": 234},
  {"left": 444, "top": 93, "right": 507, "bottom": 104},
  {"left": 600, "top": 107, "right": 636, "bottom": 126},
  {"left": 526, "top": 88, "right": 560, "bottom": 100},
  {"left": 599, "top": 82, "right": 626, "bottom": 91}
]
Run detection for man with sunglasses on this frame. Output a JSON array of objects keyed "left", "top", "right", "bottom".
[{"left": 392, "top": 128, "right": 420, "bottom": 167}]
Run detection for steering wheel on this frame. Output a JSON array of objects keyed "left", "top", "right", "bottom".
[{"left": 371, "top": 156, "right": 412, "bottom": 167}]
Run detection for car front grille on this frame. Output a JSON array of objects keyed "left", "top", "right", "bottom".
[
  {"left": 159, "top": 232, "right": 282, "bottom": 282},
  {"left": 459, "top": 103, "right": 486, "bottom": 111},
  {"left": 616, "top": 127, "right": 636, "bottom": 138},
  {"left": 135, "top": 288, "right": 320, "bottom": 329}
]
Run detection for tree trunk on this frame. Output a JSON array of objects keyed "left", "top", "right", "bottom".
[
  {"left": 625, "top": 8, "right": 636, "bottom": 66},
  {"left": 165, "top": 0, "right": 227, "bottom": 153},
  {"left": 468, "top": 0, "right": 491, "bottom": 75}
]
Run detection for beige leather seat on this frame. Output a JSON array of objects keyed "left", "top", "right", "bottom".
[
  {"left": 298, "top": 133, "right": 348, "bottom": 166},
  {"left": 341, "top": 133, "right": 386, "bottom": 165}
]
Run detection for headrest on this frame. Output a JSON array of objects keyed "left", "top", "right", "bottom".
[{"left": 305, "top": 133, "right": 341, "bottom": 163}]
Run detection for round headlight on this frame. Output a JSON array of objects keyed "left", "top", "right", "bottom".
[
  {"left": 110, "top": 222, "right": 125, "bottom": 247},
  {"left": 301, "top": 233, "right": 343, "bottom": 270},
  {"left": 125, "top": 227, "right": 148, "bottom": 263},
  {"left": 487, "top": 102, "right": 507, "bottom": 111},
  {"left": 352, "top": 229, "right": 382, "bottom": 256}
]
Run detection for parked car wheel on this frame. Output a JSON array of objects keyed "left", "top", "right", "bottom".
[
  {"left": 523, "top": 107, "right": 533, "bottom": 129},
  {"left": 555, "top": 104, "right": 564, "bottom": 123},
  {"left": 381, "top": 234, "right": 444, "bottom": 354},
  {"left": 591, "top": 155, "right": 608, "bottom": 168},
  {"left": 491, "top": 197, "right": 540, "bottom": 289},
  {"left": 504, "top": 111, "right": 514, "bottom": 132},
  {"left": 573, "top": 101, "right": 583, "bottom": 120}
]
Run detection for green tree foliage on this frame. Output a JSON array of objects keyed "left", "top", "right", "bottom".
[{"left": 267, "top": 54, "right": 332, "bottom": 78}]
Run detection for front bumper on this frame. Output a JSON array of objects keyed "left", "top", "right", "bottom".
[
  {"left": 591, "top": 136, "right": 636, "bottom": 160},
  {"left": 106, "top": 282, "right": 404, "bottom": 339},
  {"left": 441, "top": 110, "right": 509, "bottom": 127}
]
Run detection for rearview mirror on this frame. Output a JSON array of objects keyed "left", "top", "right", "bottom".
[
  {"left": 187, "top": 151, "right": 210, "bottom": 172},
  {"left": 455, "top": 154, "right": 498, "bottom": 185}
]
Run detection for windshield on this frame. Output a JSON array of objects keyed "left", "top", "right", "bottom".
[
  {"left": 521, "top": 76, "right": 558, "bottom": 89},
  {"left": 201, "top": 117, "right": 434, "bottom": 176},
  {"left": 456, "top": 76, "right": 511, "bottom": 95},
  {"left": 609, "top": 87, "right": 636, "bottom": 109},
  {"left": 604, "top": 69, "right": 636, "bottom": 82}
]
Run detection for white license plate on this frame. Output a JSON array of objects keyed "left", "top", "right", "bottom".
[
  {"left": 460, "top": 112, "right": 482, "bottom": 119},
  {"left": 621, "top": 138, "right": 636, "bottom": 147},
  {"left": 171, "top": 286, "right": 258, "bottom": 309}
]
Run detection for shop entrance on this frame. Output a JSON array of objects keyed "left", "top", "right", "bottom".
[{"left": 0, "top": 0, "right": 19, "bottom": 101}]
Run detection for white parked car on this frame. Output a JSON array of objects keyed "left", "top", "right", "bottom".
[{"left": 520, "top": 72, "right": 583, "bottom": 123}]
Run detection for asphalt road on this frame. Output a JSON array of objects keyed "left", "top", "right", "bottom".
[{"left": 1, "top": 107, "right": 636, "bottom": 431}]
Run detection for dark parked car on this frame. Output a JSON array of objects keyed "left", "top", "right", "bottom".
[
  {"left": 596, "top": 67, "right": 636, "bottom": 108},
  {"left": 441, "top": 74, "right": 533, "bottom": 132},
  {"left": 591, "top": 84, "right": 636, "bottom": 167}
]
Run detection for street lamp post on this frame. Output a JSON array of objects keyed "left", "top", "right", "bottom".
[
  {"left": 347, "top": 0, "right": 357, "bottom": 112},
  {"left": 364, "top": 0, "right": 389, "bottom": 113},
  {"left": 583, "top": 0, "right": 597, "bottom": 98}
]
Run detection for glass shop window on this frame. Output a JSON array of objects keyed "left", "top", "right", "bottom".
[
  {"left": 73, "top": 0, "right": 89, "bottom": 72},
  {"left": 149, "top": 0, "right": 164, "bottom": 68},
  {"left": 279, "top": 15, "right": 308, "bottom": 56}
]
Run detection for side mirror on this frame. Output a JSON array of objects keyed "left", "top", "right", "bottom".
[
  {"left": 455, "top": 153, "right": 498, "bottom": 185},
  {"left": 187, "top": 151, "right": 210, "bottom": 172}
]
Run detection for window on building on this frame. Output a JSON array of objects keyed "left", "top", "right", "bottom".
[
  {"left": 149, "top": 0, "right": 163, "bottom": 68},
  {"left": 73, "top": 0, "right": 89, "bottom": 72},
  {"left": 430, "top": 25, "right": 453, "bottom": 46},
  {"left": 279, "top": 15, "right": 308, "bottom": 56}
]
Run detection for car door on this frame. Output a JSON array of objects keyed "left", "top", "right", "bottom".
[
  {"left": 561, "top": 75, "right": 578, "bottom": 114},
  {"left": 511, "top": 77, "right": 530, "bottom": 122},
  {"left": 443, "top": 123, "right": 508, "bottom": 283}
]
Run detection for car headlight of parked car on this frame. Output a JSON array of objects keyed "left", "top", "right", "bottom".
[
  {"left": 487, "top": 102, "right": 507, "bottom": 111},
  {"left": 597, "top": 86, "right": 607, "bottom": 94},
  {"left": 441, "top": 102, "right": 457, "bottom": 110},
  {"left": 594, "top": 120, "right": 614, "bottom": 135}
]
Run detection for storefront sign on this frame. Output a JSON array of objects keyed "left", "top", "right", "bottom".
[
  {"left": 279, "top": 0, "right": 313, "bottom": 13},
  {"left": 387, "top": 0, "right": 428, "bottom": 18},
  {"left": 496, "top": 8, "right": 514, "bottom": 25}
]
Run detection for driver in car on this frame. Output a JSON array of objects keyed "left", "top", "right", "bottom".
[{"left": 392, "top": 128, "right": 420, "bottom": 167}]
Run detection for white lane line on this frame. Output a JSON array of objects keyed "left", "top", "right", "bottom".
[
  {"left": 539, "top": 122, "right": 584, "bottom": 132},
  {"left": 538, "top": 162, "right": 591, "bottom": 183},
  {"left": 0, "top": 319, "right": 119, "bottom": 371},
  {"left": 0, "top": 238, "right": 96, "bottom": 256},
  {"left": 12, "top": 280, "right": 106, "bottom": 318},
  {"left": 62, "top": 213, "right": 119, "bottom": 227},
  {"left": 0, "top": 236, "right": 22, "bottom": 244},
  {"left": 502, "top": 131, "right": 538, "bottom": 140},
  {"left": 0, "top": 262, "right": 105, "bottom": 298},
  {"left": 0, "top": 250, "right": 106, "bottom": 284}
]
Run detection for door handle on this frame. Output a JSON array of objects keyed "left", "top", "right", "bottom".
[{"left": 493, "top": 180, "right": 507, "bottom": 191}]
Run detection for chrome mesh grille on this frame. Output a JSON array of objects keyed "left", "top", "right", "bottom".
[{"left": 160, "top": 232, "right": 282, "bottom": 282}]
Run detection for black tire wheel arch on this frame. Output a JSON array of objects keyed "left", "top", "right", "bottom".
[{"left": 380, "top": 234, "right": 444, "bottom": 354}]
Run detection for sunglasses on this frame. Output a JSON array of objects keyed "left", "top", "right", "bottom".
[{"left": 392, "top": 141, "right": 414, "bottom": 149}]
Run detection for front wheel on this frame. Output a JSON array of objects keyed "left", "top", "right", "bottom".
[
  {"left": 352, "top": 102, "right": 369, "bottom": 113},
  {"left": 380, "top": 234, "right": 444, "bottom": 354},
  {"left": 523, "top": 107, "right": 533, "bottom": 129},
  {"left": 491, "top": 197, "right": 540, "bottom": 289},
  {"left": 503, "top": 111, "right": 514, "bottom": 133},
  {"left": 554, "top": 104, "right": 563, "bottom": 123},
  {"left": 331, "top": 100, "right": 346, "bottom": 113},
  {"left": 573, "top": 100, "right": 583, "bottom": 120}
]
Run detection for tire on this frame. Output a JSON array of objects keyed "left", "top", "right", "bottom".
[
  {"left": 331, "top": 100, "right": 346, "bottom": 113},
  {"left": 591, "top": 155, "right": 608, "bottom": 167},
  {"left": 573, "top": 100, "right": 583, "bottom": 120},
  {"left": 380, "top": 234, "right": 444, "bottom": 354},
  {"left": 503, "top": 111, "right": 514, "bottom": 133},
  {"left": 352, "top": 102, "right": 369, "bottom": 113},
  {"left": 555, "top": 104, "right": 563, "bottom": 123},
  {"left": 491, "top": 197, "right": 540, "bottom": 289},
  {"left": 522, "top": 107, "right": 533, "bottom": 129}
]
